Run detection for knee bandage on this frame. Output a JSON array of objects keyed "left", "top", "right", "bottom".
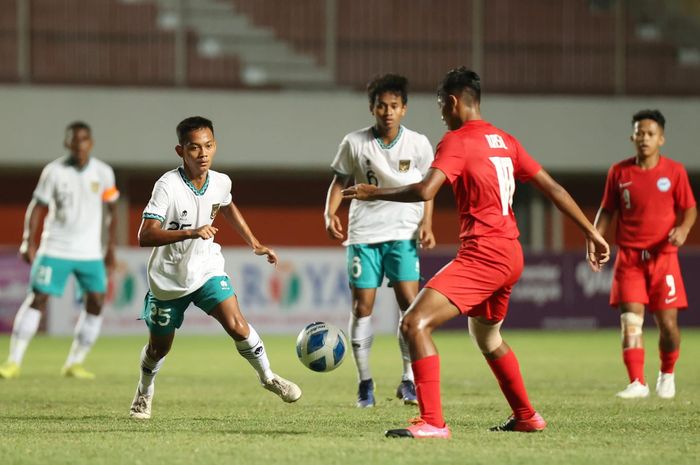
[
  {"left": 468, "top": 317, "right": 503, "bottom": 354},
  {"left": 620, "top": 312, "right": 644, "bottom": 338}
]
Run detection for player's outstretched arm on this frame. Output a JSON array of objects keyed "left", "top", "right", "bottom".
[
  {"left": 669, "top": 206, "right": 697, "bottom": 247},
  {"left": 324, "top": 174, "right": 351, "bottom": 241},
  {"left": 530, "top": 169, "right": 610, "bottom": 271},
  {"left": 220, "top": 203, "right": 278, "bottom": 265},
  {"left": 19, "top": 199, "right": 48, "bottom": 264},
  {"left": 137, "top": 218, "right": 218, "bottom": 247},
  {"left": 342, "top": 168, "right": 446, "bottom": 203}
]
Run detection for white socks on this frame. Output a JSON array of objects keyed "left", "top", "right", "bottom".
[
  {"left": 235, "top": 325, "right": 273, "bottom": 383},
  {"left": 138, "top": 345, "right": 165, "bottom": 396},
  {"left": 397, "top": 316, "right": 414, "bottom": 381},
  {"left": 8, "top": 296, "right": 42, "bottom": 365},
  {"left": 349, "top": 314, "right": 373, "bottom": 381},
  {"left": 64, "top": 311, "right": 103, "bottom": 367}
]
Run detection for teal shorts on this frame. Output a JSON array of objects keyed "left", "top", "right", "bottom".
[
  {"left": 346, "top": 240, "right": 420, "bottom": 288},
  {"left": 29, "top": 255, "right": 107, "bottom": 296},
  {"left": 141, "top": 275, "right": 235, "bottom": 335}
]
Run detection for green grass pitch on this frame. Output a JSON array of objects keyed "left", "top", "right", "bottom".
[{"left": 1, "top": 329, "right": 698, "bottom": 465}]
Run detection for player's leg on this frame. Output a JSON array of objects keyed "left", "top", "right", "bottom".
[
  {"left": 386, "top": 239, "right": 421, "bottom": 404},
  {"left": 384, "top": 287, "right": 458, "bottom": 439},
  {"left": 346, "top": 243, "right": 383, "bottom": 407},
  {"left": 652, "top": 309, "right": 679, "bottom": 398},
  {"left": 1, "top": 255, "right": 70, "bottom": 378},
  {"left": 0, "top": 292, "right": 48, "bottom": 378},
  {"left": 130, "top": 331, "right": 174, "bottom": 420},
  {"left": 616, "top": 303, "right": 649, "bottom": 398},
  {"left": 205, "top": 278, "right": 300, "bottom": 403},
  {"left": 468, "top": 316, "right": 545, "bottom": 432},
  {"left": 61, "top": 291, "right": 104, "bottom": 379}
]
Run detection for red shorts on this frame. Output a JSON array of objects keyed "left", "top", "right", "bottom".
[
  {"left": 425, "top": 236, "right": 523, "bottom": 322},
  {"left": 610, "top": 248, "right": 687, "bottom": 311}
]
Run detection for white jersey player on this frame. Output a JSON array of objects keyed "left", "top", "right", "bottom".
[
  {"left": 0, "top": 121, "right": 119, "bottom": 380},
  {"left": 323, "top": 74, "right": 435, "bottom": 408},
  {"left": 129, "top": 116, "right": 301, "bottom": 420}
]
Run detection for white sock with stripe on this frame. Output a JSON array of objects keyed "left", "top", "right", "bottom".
[
  {"left": 8, "top": 295, "right": 42, "bottom": 365},
  {"left": 236, "top": 325, "right": 273, "bottom": 383},
  {"left": 349, "top": 314, "right": 373, "bottom": 381}
]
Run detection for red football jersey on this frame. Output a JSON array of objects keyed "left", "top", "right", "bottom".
[
  {"left": 431, "top": 120, "right": 542, "bottom": 241},
  {"left": 601, "top": 156, "right": 696, "bottom": 252}
]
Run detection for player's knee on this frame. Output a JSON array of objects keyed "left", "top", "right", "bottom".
[
  {"left": 29, "top": 292, "right": 49, "bottom": 311},
  {"left": 620, "top": 312, "right": 644, "bottom": 338},
  {"left": 399, "top": 312, "right": 423, "bottom": 340},
  {"left": 148, "top": 343, "right": 170, "bottom": 360},
  {"left": 468, "top": 317, "right": 503, "bottom": 354}
]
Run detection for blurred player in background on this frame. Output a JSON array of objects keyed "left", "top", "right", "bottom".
[
  {"left": 343, "top": 67, "right": 610, "bottom": 438},
  {"left": 324, "top": 74, "right": 435, "bottom": 408},
  {"left": 595, "top": 110, "right": 696, "bottom": 400},
  {"left": 129, "top": 116, "right": 301, "bottom": 420},
  {"left": 0, "top": 121, "right": 119, "bottom": 380}
]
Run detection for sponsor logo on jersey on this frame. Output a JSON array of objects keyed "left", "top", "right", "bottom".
[
  {"left": 398, "top": 160, "right": 411, "bottom": 172},
  {"left": 210, "top": 203, "right": 221, "bottom": 219},
  {"left": 90, "top": 181, "right": 100, "bottom": 193},
  {"left": 657, "top": 177, "right": 671, "bottom": 192},
  {"left": 619, "top": 181, "right": 633, "bottom": 189},
  {"left": 180, "top": 210, "right": 188, "bottom": 219}
]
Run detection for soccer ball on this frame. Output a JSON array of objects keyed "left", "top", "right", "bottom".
[{"left": 295, "top": 322, "right": 347, "bottom": 372}]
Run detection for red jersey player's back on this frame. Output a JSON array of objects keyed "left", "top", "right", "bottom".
[
  {"left": 601, "top": 155, "right": 695, "bottom": 253},
  {"left": 431, "top": 120, "right": 541, "bottom": 241}
]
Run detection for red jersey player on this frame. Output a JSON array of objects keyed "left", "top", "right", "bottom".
[
  {"left": 595, "top": 109, "right": 696, "bottom": 400},
  {"left": 343, "top": 67, "right": 610, "bottom": 439}
]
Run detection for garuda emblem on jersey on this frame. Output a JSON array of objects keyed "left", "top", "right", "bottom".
[
  {"left": 91, "top": 181, "right": 100, "bottom": 193},
  {"left": 210, "top": 203, "right": 221, "bottom": 219},
  {"left": 398, "top": 160, "right": 411, "bottom": 172}
]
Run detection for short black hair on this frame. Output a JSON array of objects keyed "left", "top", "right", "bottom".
[
  {"left": 66, "top": 121, "right": 91, "bottom": 136},
  {"left": 367, "top": 74, "right": 408, "bottom": 106},
  {"left": 632, "top": 109, "right": 665, "bottom": 129},
  {"left": 176, "top": 116, "right": 214, "bottom": 144},
  {"left": 438, "top": 67, "right": 481, "bottom": 104}
]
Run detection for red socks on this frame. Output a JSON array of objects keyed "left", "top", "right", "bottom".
[
  {"left": 622, "top": 348, "right": 645, "bottom": 384},
  {"left": 486, "top": 349, "right": 536, "bottom": 420},
  {"left": 659, "top": 349, "right": 679, "bottom": 374},
  {"left": 412, "top": 355, "right": 445, "bottom": 428}
]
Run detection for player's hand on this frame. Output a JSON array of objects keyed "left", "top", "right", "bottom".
[
  {"left": 342, "top": 184, "right": 377, "bottom": 201},
  {"left": 19, "top": 240, "right": 36, "bottom": 264},
  {"left": 419, "top": 225, "right": 436, "bottom": 249},
  {"left": 586, "top": 229, "right": 610, "bottom": 272},
  {"left": 254, "top": 244, "right": 278, "bottom": 265},
  {"left": 192, "top": 225, "right": 218, "bottom": 240},
  {"left": 668, "top": 226, "right": 689, "bottom": 247},
  {"left": 104, "top": 247, "right": 116, "bottom": 272},
  {"left": 324, "top": 213, "right": 344, "bottom": 240}
]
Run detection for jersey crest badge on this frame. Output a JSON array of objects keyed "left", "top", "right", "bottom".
[
  {"left": 90, "top": 181, "right": 100, "bottom": 193},
  {"left": 657, "top": 177, "right": 671, "bottom": 192},
  {"left": 210, "top": 203, "right": 221, "bottom": 219},
  {"left": 398, "top": 160, "right": 411, "bottom": 172}
]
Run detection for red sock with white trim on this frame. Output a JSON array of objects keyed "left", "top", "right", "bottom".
[
  {"left": 659, "top": 349, "right": 679, "bottom": 374},
  {"left": 622, "top": 348, "right": 645, "bottom": 384},
  {"left": 412, "top": 355, "right": 445, "bottom": 428},
  {"left": 486, "top": 349, "right": 536, "bottom": 420}
]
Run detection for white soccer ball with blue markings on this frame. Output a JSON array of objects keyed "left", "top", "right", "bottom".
[{"left": 296, "top": 322, "right": 347, "bottom": 372}]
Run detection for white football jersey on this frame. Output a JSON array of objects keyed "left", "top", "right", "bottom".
[
  {"left": 143, "top": 167, "right": 233, "bottom": 300},
  {"left": 331, "top": 126, "right": 433, "bottom": 245},
  {"left": 34, "top": 156, "right": 119, "bottom": 260}
]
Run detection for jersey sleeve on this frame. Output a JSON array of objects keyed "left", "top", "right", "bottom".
[
  {"left": 431, "top": 132, "right": 464, "bottom": 183},
  {"left": 674, "top": 164, "right": 697, "bottom": 210},
  {"left": 32, "top": 164, "right": 55, "bottom": 205},
  {"left": 417, "top": 135, "right": 434, "bottom": 175},
  {"left": 221, "top": 174, "right": 233, "bottom": 206},
  {"left": 101, "top": 165, "right": 120, "bottom": 203},
  {"left": 330, "top": 136, "right": 354, "bottom": 176},
  {"left": 511, "top": 137, "right": 541, "bottom": 182},
  {"left": 600, "top": 165, "right": 619, "bottom": 212},
  {"left": 143, "top": 179, "right": 169, "bottom": 223}
]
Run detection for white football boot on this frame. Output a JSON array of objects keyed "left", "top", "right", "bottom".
[
  {"left": 616, "top": 380, "right": 650, "bottom": 399},
  {"left": 262, "top": 374, "right": 302, "bottom": 403},
  {"left": 655, "top": 372, "right": 676, "bottom": 399},
  {"left": 129, "top": 386, "right": 154, "bottom": 419}
]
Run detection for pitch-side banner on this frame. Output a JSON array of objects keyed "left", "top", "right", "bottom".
[{"left": 47, "top": 247, "right": 401, "bottom": 336}]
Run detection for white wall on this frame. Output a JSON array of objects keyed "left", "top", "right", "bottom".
[{"left": 1, "top": 85, "right": 698, "bottom": 171}]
